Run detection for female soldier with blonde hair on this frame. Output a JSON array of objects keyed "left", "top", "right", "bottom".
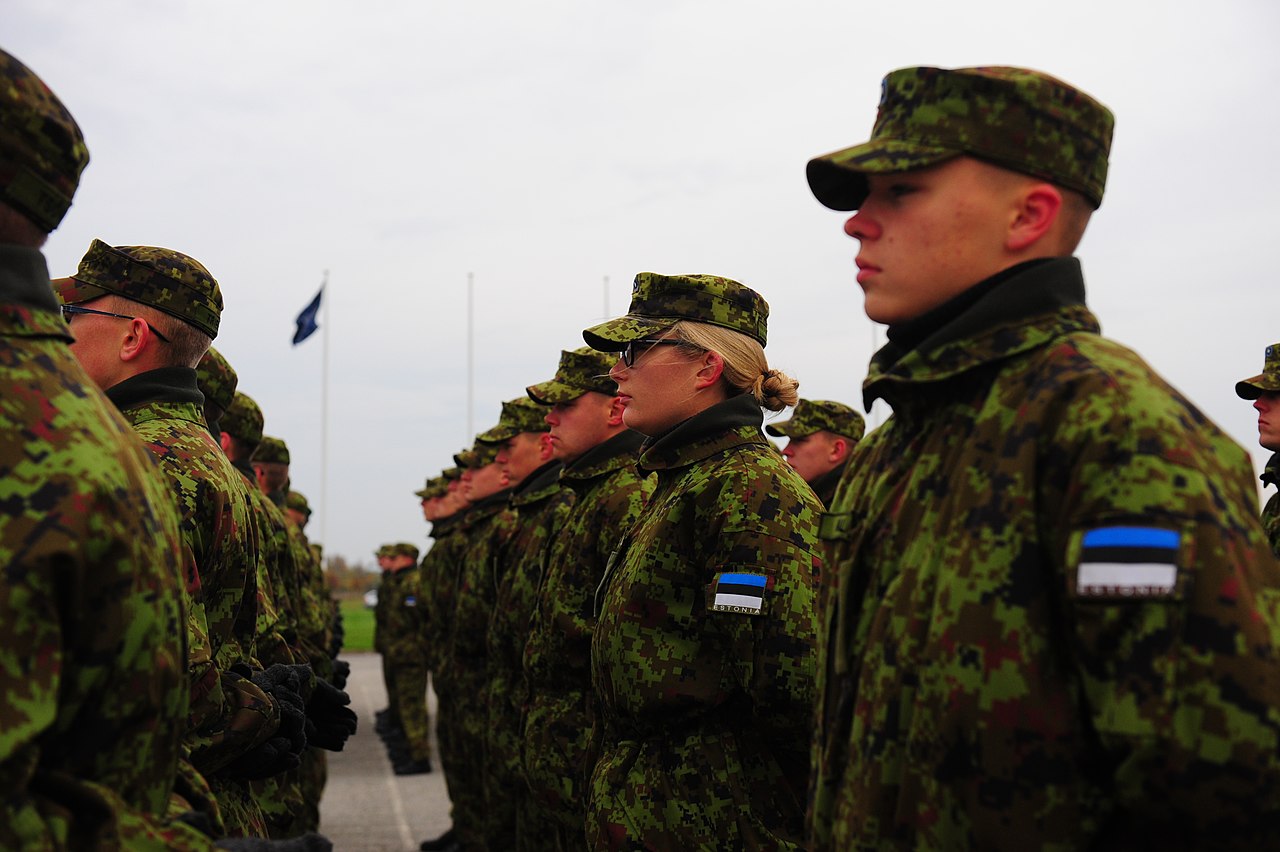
[{"left": 582, "top": 273, "right": 821, "bottom": 851}]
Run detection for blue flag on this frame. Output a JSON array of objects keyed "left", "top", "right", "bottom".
[{"left": 293, "top": 287, "right": 323, "bottom": 345}]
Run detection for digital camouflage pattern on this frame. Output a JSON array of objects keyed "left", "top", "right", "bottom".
[
  {"left": 482, "top": 460, "right": 572, "bottom": 850},
  {"left": 477, "top": 396, "right": 551, "bottom": 444},
  {"left": 381, "top": 560, "right": 432, "bottom": 763},
  {"left": 522, "top": 429, "right": 651, "bottom": 845},
  {"left": 414, "top": 473, "right": 449, "bottom": 500},
  {"left": 1235, "top": 341, "right": 1280, "bottom": 399},
  {"left": 196, "top": 347, "right": 237, "bottom": 414},
  {"left": 286, "top": 490, "right": 311, "bottom": 517},
  {"left": 0, "top": 246, "right": 214, "bottom": 849},
  {"left": 807, "top": 65, "right": 1115, "bottom": 211},
  {"left": 583, "top": 272, "right": 770, "bottom": 350},
  {"left": 0, "top": 48, "right": 89, "bottom": 232},
  {"left": 809, "top": 258, "right": 1280, "bottom": 849},
  {"left": 253, "top": 434, "right": 291, "bottom": 466},
  {"left": 765, "top": 398, "right": 865, "bottom": 442},
  {"left": 222, "top": 391, "right": 265, "bottom": 446},
  {"left": 588, "top": 394, "right": 821, "bottom": 850},
  {"left": 55, "top": 240, "right": 223, "bottom": 339},
  {"left": 1263, "top": 455, "right": 1280, "bottom": 560},
  {"left": 526, "top": 346, "right": 618, "bottom": 404},
  {"left": 438, "top": 488, "right": 514, "bottom": 851}
]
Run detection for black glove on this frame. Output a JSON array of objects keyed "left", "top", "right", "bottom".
[
  {"left": 252, "top": 664, "right": 309, "bottom": 754},
  {"left": 219, "top": 733, "right": 301, "bottom": 780},
  {"left": 330, "top": 659, "right": 350, "bottom": 690},
  {"left": 215, "top": 832, "right": 333, "bottom": 851},
  {"left": 305, "top": 676, "right": 358, "bottom": 751}
]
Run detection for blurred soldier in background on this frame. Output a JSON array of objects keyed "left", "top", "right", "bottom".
[
  {"left": 1236, "top": 342, "right": 1280, "bottom": 557},
  {"left": 765, "top": 398, "right": 865, "bottom": 507},
  {"left": 379, "top": 542, "right": 433, "bottom": 775}
]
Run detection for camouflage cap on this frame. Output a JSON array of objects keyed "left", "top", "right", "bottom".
[
  {"left": 286, "top": 490, "right": 311, "bottom": 517},
  {"left": 0, "top": 48, "right": 89, "bottom": 232},
  {"left": 454, "top": 439, "right": 500, "bottom": 469},
  {"left": 390, "top": 542, "right": 420, "bottom": 561},
  {"left": 414, "top": 473, "right": 449, "bottom": 500},
  {"left": 53, "top": 239, "right": 224, "bottom": 338},
  {"left": 765, "top": 398, "right": 866, "bottom": 442},
  {"left": 252, "top": 435, "right": 290, "bottom": 466},
  {"left": 526, "top": 346, "right": 617, "bottom": 404},
  {"left": 477, "top": 397, "right": 551, "bottom": 444},
  {"left": 221, "top": 391, "right": 264, "bottom": 446},
  {"left": 196, "top": 347, "right": 238, "bottom": 413},
  {"left": 375, "top": 544, "right": 393, "bottom": 558},
  {"left": 442, "top": 466, "right": 461, "bottom": 481},
  {"left": 583, "top": 272, "right": 769, "bottom": 351},
  {"left": 807, "top": 66, "right": 1115, "bottom": 211},
  {"left": 1235, "top": 343, "right": 1280, "bottom": 400}
]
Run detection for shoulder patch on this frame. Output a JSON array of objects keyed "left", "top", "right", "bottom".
[
  {"left": 709, "top": 571, "right": 770, "bottom": 615},
  {"left": 404, "top": 595, "right": 417, "bottom": 607},
  {"left": 1074, "top": 526, "right": 1181, "bottom": 598}
]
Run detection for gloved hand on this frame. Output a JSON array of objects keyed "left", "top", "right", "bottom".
[
  {"left": 330, "top": 658, "right": 350, "bottom": 690},
  {"left": 218, "top": 733, "right": 301, "bottom": 780},
  {"left": 220, "top": 664, "right": 309, "bottom": 778},
  {"left": 305, "top": 676, "right": 358, "bottom": 751},
  {"left": 214, "top": 832, "right": 333, "bottom": 851}
]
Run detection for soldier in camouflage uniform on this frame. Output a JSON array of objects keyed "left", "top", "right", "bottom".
[
  {"left": 379, "top": 542, "right": 434, "bottom": 775},
  {"left": 0, "top": 45, "right": 218, "bottom": 850},
  {"left": 765, "top": 398, "right": 864, "bottom": 508},
  {"left": 582, "top": 273, "right": 822, "bottom": 850},
  {"left": 56, "top": 239, "right": 308, "bottom": 838},
  {"left": 520, "top": 347, "right": 651, "bottom": 850},
  {"left": 471, "top": 396, "right": 571, "bottom": 849},
  {"left": 372, "top": 544, "right": 400, "bottom": 737},
  {"left": 804, "top": 66, "right": 1280, "bottom": 848},
  {"left": 1236, "top": 343, "right": 1280, "bottom": 558}
]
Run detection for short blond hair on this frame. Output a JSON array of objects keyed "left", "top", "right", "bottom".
[{"left": 669, "top": 320, "right": 799, "bottom": 411}]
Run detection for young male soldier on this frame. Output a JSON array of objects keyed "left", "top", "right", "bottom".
[
  {"left": 804, "top": 65, "right": 1280, "bottom": 848},
  {"left": 1235, "top": 342, "right": 1280, "bottom": 557},
  {"left": 522, "top": 347, "right": 653, "bottom": 849},
  {"left": 56, "top": 240, "right": 307, "bottom": 837},
  {"left": 379, "top": 542, "right": 433, "bottom": 775},
  {"left": 475, "top": 396, "right": 572, "bottom": 849},
  {"left": 372, "top": 544, "right": 400, "bottom": 736},
  {"left": 765, "top": 398, "right": 865, "bottom": 507},
  {"left": 0, "top": 45, "right": 216, "bottom": 849}
]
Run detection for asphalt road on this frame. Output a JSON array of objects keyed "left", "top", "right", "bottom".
[{"left": 318, "top": 652, "right": 452, "bottom": 851}]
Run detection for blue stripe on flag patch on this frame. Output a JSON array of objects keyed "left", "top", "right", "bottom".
[
  {"left": 1081, "top": 527, "right": 1180, "bottom": 550},
  {"left": 718, "top": 573, "right": 767, "bottom": 588},
  {"left": 712, "top": 572, "right": 766, "bottom": 615}
]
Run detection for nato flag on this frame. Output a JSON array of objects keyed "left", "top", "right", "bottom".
[{"left": 293, "top": 288, "right": 322, "bottom": 344}]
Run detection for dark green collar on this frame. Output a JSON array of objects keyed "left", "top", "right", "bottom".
[
  {"left": 106, "top": 366, "right": 204, "bottom": 413},
  {"left": 562, "top": 428, "right": 645, "bottom": 483},
  {"left": 0, "top": 244, "right": 71, "bottom": 341},
  {"left": 1263, "top": 453, "right": 1279, "bottom": 488},
  {"left": 511, "top": 460, "right": 564, "bottom": 507},
  {"left": 638, "top": 393, "right": 765, "bottom": 472}
]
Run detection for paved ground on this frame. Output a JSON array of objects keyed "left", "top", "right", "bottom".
[{"left": 318, "top": 652, "right": 452, "bottom": 851}]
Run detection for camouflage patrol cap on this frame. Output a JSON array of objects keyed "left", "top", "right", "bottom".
[
  {"left": 807, "top": 66, "right": 1115, "bottom": 211},
  {"left": 389, "top": 542, "right": 420, "bottom": 561},
  {"left": 414, "top": 473, "right": 449, "bottom": 500},
  {"left": 221, "top": 391, "right": 264, "bottom": 446},
  {"left": 286, "top": 490, "right": 311, "bottom": 517},
  {"left": 196, "top": 347, "right": 238, "bottom": 413},
  {"left": 527, "top": 347, "right": 617, "bottom": 404},
  {"left": 253, "top": 435, "right": 291, "bottom": 466},
  {"left": 1235, "top": 343, "right": 1280, "bottom": 400},
  {"left": 477, "top": 397, "right": 551, "bottom": 444},
  {"left": 455, "top": 440, "right": 500, "bottom": 469},
  {"left": 375, "top": 544, "right": 393, "bottom": 558},
  {"left": 0, "top": 49, "right": 89, "bottom": 232},
  {"left": 765, "top": 398, "right": 866, "bottom": 442},
  {"left": 54, "top": 239, "right": 223, "bottom": 338},
  {"left": 442, "top": 466, "right": 461, "bottom": 481},
  {"left": 583, "top": 273, "right": 769, "bottom": 351}
]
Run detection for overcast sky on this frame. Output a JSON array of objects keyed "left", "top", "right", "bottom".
[{"left": 9, "top": 0, "right": 1279, "bottom": 566}]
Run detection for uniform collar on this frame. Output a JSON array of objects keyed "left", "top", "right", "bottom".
[
  {"left": 562, "top": 428, "right": 645, "bottom": 483},
  {"left": 511, "top": 459, "right": 564, "bottom": 507},
  {"left": 638, "top": 393, "right": 765, "bottom": 472},
  {"left": 0, "top": 244, "right": 72, "bottom": 341}
]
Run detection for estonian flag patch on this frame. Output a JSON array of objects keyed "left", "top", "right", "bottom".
[
  {"left": 1075, "top": 526, "right": 1181, "bottom": 598},
  {"left": 710, "top": 572, "right": 769, "bottom": 615}
]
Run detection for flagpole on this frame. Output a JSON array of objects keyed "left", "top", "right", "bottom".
[
  {"left": 320, "top": 269, "right": 330, "bottom": 558},
  {"left": 466, "top": 272, "right": 474, "bottom": 441}
]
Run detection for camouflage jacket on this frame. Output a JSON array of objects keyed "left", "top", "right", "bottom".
[
  {"left": 483, "top": 462, "right": 573, "bottom": 774},
  {"left": 0, "top": 247, "right": 214, "bottom": 849},
  {"left": 381, "top": 563, "right": 428, "bottom": 665},
  {"left": 231, "top": 460, "right": 297, "bottom": 668},
  {"left": 443, "top": 489, "right": 514, "bottom": 679},
  {"left": 373, "top": 569, "right": 393, "bottom": 655},
  {"left": 522, "top": 430, "right": 649, "bottom": 819},
  {"left": 806, "top": 458, "right": 850, "bottom": 509},
  {"left": 810, "top": 258, "right": 1280, "bottom": 850},
  {"left": 589, "top": 393, "right": 822, "bottom": 850},
  {"left": 108, "top": 372, "right": 279, "bottom": 776},
  {"left": 418, "top": 512, "right": 468, "bottom": 675},
  {"left": 1263, "top": 453, "right": 1279, "bottom": 559}
]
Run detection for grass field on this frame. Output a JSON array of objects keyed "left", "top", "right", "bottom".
[{"left": 339, "top": 597, "right": 375, "bottom": 653}]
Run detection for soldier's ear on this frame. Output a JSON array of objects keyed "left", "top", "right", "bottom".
[
  {"left": 1006, "top": 182, "right": 1063, "bottom": 252},
  {"left": 607, "top": 396, "right": 626, "bottom": 426},
  {"left": 693, "top": 351, "right": 725, "bottom": 390}
]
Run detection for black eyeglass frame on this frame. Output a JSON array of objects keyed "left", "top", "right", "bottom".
[
  {"left": 621, "top": 338, "right": 685, "bottom": 368},
  {"left": 60, "top": 304, "right": 171, "bottom": 343}
]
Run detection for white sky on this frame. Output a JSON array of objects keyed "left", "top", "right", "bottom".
[{"left": 10, "top": 0, "right": 1280, "bottom": 565}]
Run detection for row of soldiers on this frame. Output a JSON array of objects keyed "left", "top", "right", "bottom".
[
  {"left": 0, "top": 48, "right": 354, "bottom": 849},
  {"left": 371, "top": 64, "right": 1280, "bottom": 852}
]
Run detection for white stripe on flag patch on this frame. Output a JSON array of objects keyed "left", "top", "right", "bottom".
[
  {"left": 713, "top": 592, "right": 763, "bottom": 613},
  {"left": 1078, "top": 562, "right": 1176, "bottom": 596}
]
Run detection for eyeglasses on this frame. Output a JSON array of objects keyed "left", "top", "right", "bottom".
[
  {"left": 621, "top": 338, "right": 683, "bottom": 368},
  {"left": 61, "top": 304, "right": 170, "bottom": 343}
]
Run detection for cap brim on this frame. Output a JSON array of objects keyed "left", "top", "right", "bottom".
[
  {"left": 1236, "top": 375, "right": 1280, "bottom": 400},
  {"left": 51, "top": 276, "right": 110, "bottom": 305},
  {"left": 526, "top": 379, "right": 587, "bottom": 405},
  {"left": 582, "top": 314, "right": 674, "bottom": 351},
  {"left": 806, "top": 140, "right": 958, "bottom": 211},
  {"left": 476, "top": 424, "right": 517, "bottom": 444}
]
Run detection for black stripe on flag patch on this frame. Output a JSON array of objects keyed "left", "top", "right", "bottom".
[
  {"left": 1080, "top": 545, "right": 1179, "bottom": 565},
  {"left": 716, "top": 582, "right": 766, "bottom": 598}
]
